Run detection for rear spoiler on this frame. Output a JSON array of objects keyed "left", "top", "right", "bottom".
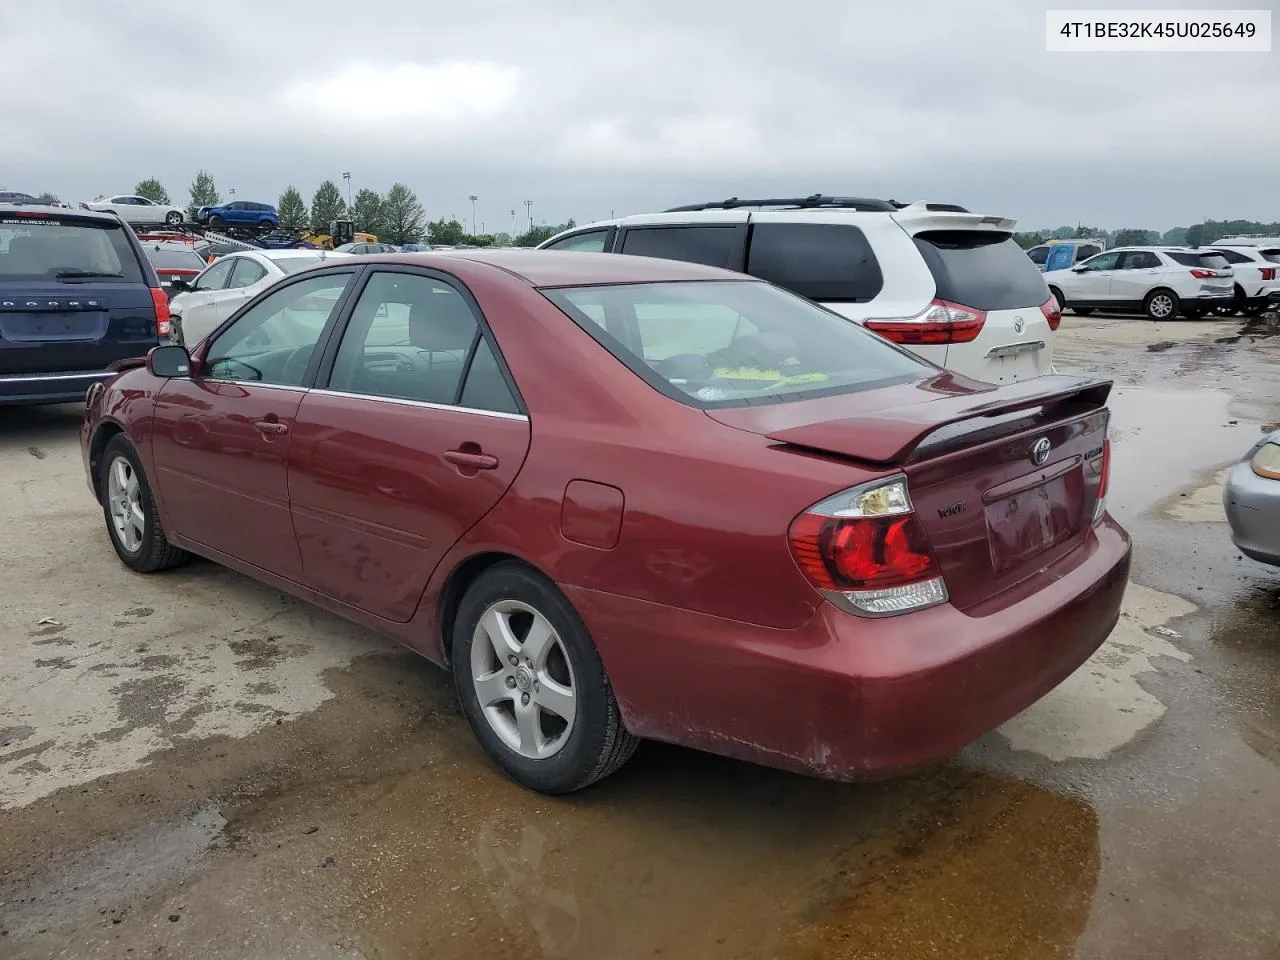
[
  {"left": 890, "top": 206, "right": 1017, "bottom": 236},
  {"left": 765, "top": 375, "right": 1112, "bottom": 466}
]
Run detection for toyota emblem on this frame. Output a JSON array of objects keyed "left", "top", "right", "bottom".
[
  {"left": 1013, "top": 316, "right": 1025, "bottom": 334},
  {"left": 1031, "top": 437, "right": 1051, "bottom": 465}
]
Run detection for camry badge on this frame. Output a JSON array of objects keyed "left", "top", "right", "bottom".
[{"left": 1031, "top": 437, "right": 1051, "bottom": 465}]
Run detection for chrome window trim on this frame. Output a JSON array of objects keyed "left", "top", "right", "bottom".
[{"left": 309, "top": 387, "right": 528, "bottom": 422}]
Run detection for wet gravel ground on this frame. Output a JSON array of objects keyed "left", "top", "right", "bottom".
[{"left": 2, "top": 311, "right": 1279, "bottom": 959}]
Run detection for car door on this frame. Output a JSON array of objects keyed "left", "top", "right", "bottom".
[
  {"left": 173, "top": 256, "right": 237, "bottom": 345},
  {"left": 221, "top": 256, "right": 271, "bottom": 319},
  {"left": 1066, "top": 250, "right": 1121, "bottom": 305},
  {"left": 1110, "top": 250, "right": 1162, "bottom": 308},
  {"left": 129, "top": 197, "right": 157, "bottom": 225},
  {"left": 287, "top": 268, "right": 530, "bottom": 621},
  {"left": 150, "top": 269, "right": 360, "bottom": 580}
]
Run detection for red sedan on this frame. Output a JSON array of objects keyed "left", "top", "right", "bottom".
[{"left": 80, "top": 250, "right": 1130, "bottom": 793}]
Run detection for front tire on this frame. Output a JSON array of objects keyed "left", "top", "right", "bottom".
[
  {"left": 1144, "top": 289, "right": 1179, "bottom": 321},
  {"left": 1048, "top": 287, "right": 1065, "bottom": 312},
  {"left": 98, "top": 434, "right": 189, "bottom": 573},
  {"left": 209, "top": 214, "right": 224, "bottom": 228},
  {"left": 451, "top": 562, "right": 639, "bottom": 794},
  {"left": 165, "top": 210, "right": 183, "bottom": 226}
]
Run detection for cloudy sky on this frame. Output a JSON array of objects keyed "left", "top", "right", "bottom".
[{"left": 1, "top": 0, "right": 1275, "bottom": 232}]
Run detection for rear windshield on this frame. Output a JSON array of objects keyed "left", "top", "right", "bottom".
[
  {"left": 145, "top": 246, "right": 206, "bottom": 271},
  {"left": 1260, "top": 248, "right": 1280, "bottom": 264},
  {"left": 1208, "top": 248, "right": 1253, "bottom": 264},
  {"left": 912, "top": 231, "right": 1049, "bottom": 311},
  {"left": 276, "top": 256, "right": 328, "bottom": 275},
  {"left": 543, "top": 280, "right": 931, "bottom": 408},
  {"left": 0, "top": 216, "right": 144, "bottom": 282},
  {"left": 1167, "top": 251, "right": 1231, "bottom": 269}
]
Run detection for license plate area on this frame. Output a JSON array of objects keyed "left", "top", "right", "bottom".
[
  {"left": 985, "top": 470, "right": 1083, "bottom": 573},
  {"left": 0, "top": 311, "right": 109, "bottom": 342}
]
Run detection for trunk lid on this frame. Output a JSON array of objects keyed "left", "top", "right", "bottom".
[{"left": 709, "top": 373, "right": 1112, "bottom": 610}]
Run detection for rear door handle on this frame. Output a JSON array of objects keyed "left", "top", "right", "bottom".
[
  {"left": 443, "top": 448, "right": 498, "bottom": 470},
  {"left": 254, "top": 419, "right": 288, "bottom": 435}
]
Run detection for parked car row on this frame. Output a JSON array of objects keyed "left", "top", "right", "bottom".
[{"left": 1044, "top": 244, "right": 1279, "bottom": 321}]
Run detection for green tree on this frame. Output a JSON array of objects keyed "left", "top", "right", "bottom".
[
  {"left": 1161, "top": 226, "right": 1189, "bottom": 245},
  {"left": 515, "top": 225, "right": 557, "bottom": 247},
  {"left": 36, "top": 192, "right": 59, "bottom": 204},
  {"left": 134, "top": 178, "right": 170, "bottom": 205},
  {"left": 427, "top": 217, "right": 465, "bottom": 245},
  {"left": 1113, "top": 228, "right": 1153, "bottom": 247},
  {"left": 1013, "top": 232, "right": 1047, "bottom": 250},
  {"left": 1072, "top": 225, "right": 1103, "bottom": 239},
  {"left": 381, "top": 183, "right": 426, "bottom": 244},
  {"left": 311, "top": 180, "right": 347, "bottom": 233},
  {"left": 350, "top": 188, "right": 385, "bottom": 237},
  {"left": 187, "top": 170, "right": 220, "bottom": 219},
  {"left": 276, "top": 186, "right": 308, "bottom": 232},
  {"left": 1184, "top": 223, "right": 1206, "bottom": 246}
]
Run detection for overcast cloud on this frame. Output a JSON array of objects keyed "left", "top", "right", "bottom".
[{"left": 1, "top": 0, "right": 1276, "bottom": 231}]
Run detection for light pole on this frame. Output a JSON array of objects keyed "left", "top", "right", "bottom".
[
  {"left": 342, "top": 172, "right": 352, "bottom": 211},
  {"left": 229, "top": 187, "right": 236, "bottom": 200},
  {"left": 510, "top": 209, "right": 516, "bottom": 236},
  {"left": 524, "top": 200, "right": 533, "bottom": 231},
  {"left": 468, "top": 195, "right": 478, "bottom": 236}
]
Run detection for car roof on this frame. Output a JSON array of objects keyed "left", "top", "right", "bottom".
[
  {"left": 249, "top": 248, "right": 350, "bottom": 261},
  {"left": 0, "top": 202, "right": 124, "bottom": 224},
  {"left": 422, "top": 248, "right": 747, "bottom": 286}
]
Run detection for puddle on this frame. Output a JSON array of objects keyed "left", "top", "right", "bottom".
[{"left": 1104, "top": 386, "right": 1256, "bottom": 521}]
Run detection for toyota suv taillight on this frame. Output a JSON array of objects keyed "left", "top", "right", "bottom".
[
  {"left": 788, "top": 477, "right": 948, "bottom": 616},
  {"left": 865, "top": 299, "right": 986, "bottom": 346},
  {"left": 1040, "top": 294, "right": 1062, "bottom": 331}
]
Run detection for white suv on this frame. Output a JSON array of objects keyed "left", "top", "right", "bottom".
[
  {"left": 1044, "top": 246, "right": 1235, "bottom": 321},
  {"left": 538, "top": 196, "right": 1059, "bottom": 385},
  {"left": 1207, "top": 240, "right": 1280, "bottom": 316}
]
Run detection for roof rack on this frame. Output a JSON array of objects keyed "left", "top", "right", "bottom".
[{"left": 663, "top": 195, "right": 970, "bottom": 214}]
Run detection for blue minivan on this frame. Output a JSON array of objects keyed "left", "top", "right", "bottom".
[{"left": 0, "top": 203, "right": 170, "bottom": 405}]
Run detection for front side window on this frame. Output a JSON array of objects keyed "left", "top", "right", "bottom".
[
  {"left": 619, "top": 226, "right": 740, "bottom": 269},
  {"left": 1026, "top": 246, "right": 1050, "bottom": 265},
  {"left": 545, "top": 230, "right": 611, "bottom": 253},
  {"left": 205, "top": 272, "right": 354, "bottom": 386},
  {"left": 544, "top": 280, "right": 930, "bottom": 408},
  {"left": 194, "top": 258, "right": 235, "bottom": 290},
  {"left": 747, "top": 223, "right": 884, "bottom": 302},
  {"left": 1118, "top": 251, "right": 1160, "bottom": 270},
  {"left": 1077, "top": 251, "right": 1121, "bottom": 272},
  {"left": 328, "top": 272, "right": 481, "bottom": 405},
  {"left": 1074, "top": 244, "right": 1102, "bottom": 261}
]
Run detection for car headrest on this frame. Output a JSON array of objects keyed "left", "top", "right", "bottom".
[{"left": 408, "top": 292, "right": 477, "bottom": 351}]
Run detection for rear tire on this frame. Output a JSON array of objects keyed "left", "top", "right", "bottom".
[
  {"left": 1072, "top": 308, "right": 1094, "bottom": 317},
  {"left": 451, "top": 562, "right": 639, "bottom": 794},
  {"left": 1144, "top": 289, "right": 1179, "bottom": 321},
  {"left": 98, "top": 434, "right": 189, "bottom": 573},
  {"left": 209, "top": 214, "right": 224, "bottom": 228}
]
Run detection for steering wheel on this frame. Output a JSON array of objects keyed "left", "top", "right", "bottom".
[
  {"left": 281, "top": 346, "right": 313, "bottom": 385},
  {"left": 654, "top": 353, "right": 715, "bottom": 380}
]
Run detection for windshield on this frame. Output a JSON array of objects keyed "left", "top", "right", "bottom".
[
  {"left": 543, "top": 280, "right": 932, "bottom": 408},
  {"left": 146, "top": 247, "right": 206, "bottom": 270},
  {"left": 276, "top": 256, "right": 327, "bottom": 275},
  {"left": 0, "top": 216, "right": 144, "bottom": 282}
]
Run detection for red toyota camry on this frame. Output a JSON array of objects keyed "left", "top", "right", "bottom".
[{"left": 81, "top": 250, "right": 1130, "bottom": 793}]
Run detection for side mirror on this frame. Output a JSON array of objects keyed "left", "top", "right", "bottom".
[
  {"left": 1071, "top": 266, "right": 1087, "bottom": 273},
  {"left": 147, "top": 344, "right": 192, "bottom": 378},
  {"left": 169, "top": 278, "right": 190, "bottom": 292}
]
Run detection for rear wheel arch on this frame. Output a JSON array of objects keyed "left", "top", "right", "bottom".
[
  {"left": 88, "top": 422, "right": 126, "bottom": 502},
  {"left": 1048, "top": 285, "right": 1065, "bottom": 310},
  {"left": 438, "top": 552, "right": 545, "bottom": 665}
]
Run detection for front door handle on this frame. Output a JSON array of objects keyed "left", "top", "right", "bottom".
[
  {"left": 443, "top": 448, "right": 498, "bottom": 471},
  {"left": 254, "top": 418, "right": 288, "bottom": 435}
]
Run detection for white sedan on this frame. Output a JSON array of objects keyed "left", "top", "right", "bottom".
[
  {"left": 169, "top": 249, "right": 352, "bottom": 346},
  {"left": 82, "top": 194, "right": 187, "bottom": 227}
]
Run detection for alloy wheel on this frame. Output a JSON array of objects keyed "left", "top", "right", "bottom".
[
  {"left": 470, "top": 599, "right": 577, "bottom": 760},
  {"left": 1149, "top": 294, "right": 1174, "bottom": 319},
  {"left": 106, "top": 455, "right": 145, "bottom": 553}
]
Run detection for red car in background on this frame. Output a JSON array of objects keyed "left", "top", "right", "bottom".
[{"left": 80, "top": 250, "right": 1130, "bottom": 794}]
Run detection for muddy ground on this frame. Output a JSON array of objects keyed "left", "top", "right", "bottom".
[{"left": 2, "top": 311, "right": 1279, "bottom": 959}]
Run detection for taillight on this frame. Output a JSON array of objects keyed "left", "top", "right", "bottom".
[
  {"left": 1040, "top": 294, "right": 1062, "bottom": 332},
  {"left": 1261, "top": 267, "right": 1277, "bottom": 282},
  {"left": 788, "top": 477, "right": 948, "bottom": 616},
  {"left": 865, "top": 299, "right": 987, "bottom": 345},
  {"left": 149, "top": 287, "right": 171, "bottom": 337},
  {"left": 1091, "top": 437, "right": 1111, "bottom": 522},
  {"left": 1189, "top": 268, "right": 1219, "bottom": 280}
]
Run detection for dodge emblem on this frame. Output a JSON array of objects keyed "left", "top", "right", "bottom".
[{"left": 1031, "top": 437, "right": 1051, "bottom": 465}]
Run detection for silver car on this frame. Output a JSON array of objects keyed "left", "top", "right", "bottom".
[{"left": 1224, "top": 431, "right": 1280, "bottom": 565}]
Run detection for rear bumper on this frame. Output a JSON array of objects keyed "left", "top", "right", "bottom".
[
  {"left": 1184, "top": 293, "right": 1235, "bottom": 311},
  {"left": 1224, "top": 461, "right": 1280, "bottom": 566},
  {"left": 567, "top": 515, "right": 1132, "bottom": 779},
  {"left": 0, "top": 369, "right": 115, "bottom": 406}
]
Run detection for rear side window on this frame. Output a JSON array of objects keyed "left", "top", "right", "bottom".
[
  {"left": 912, "top": 231, "right": 1049, "bottom": 311},
  {"left": 619, "top": 226, "right": 740, "bottom": 269},
  {"left": 1167, "top": 251, "right": 1231, "bottom": 269},
  {"left": 746, "top": 223, "right": 884, "bottom": 303},
  {"left": 0, "top": 216, "right": 144, "bottom": 282}
]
